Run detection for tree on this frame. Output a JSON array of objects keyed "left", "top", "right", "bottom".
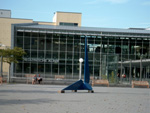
[
  {"left": 1, "top": 47, "right": 26, "bottom": 83},
  {"left": 0, "top": 49, "right": 5, "bottom": 77}
]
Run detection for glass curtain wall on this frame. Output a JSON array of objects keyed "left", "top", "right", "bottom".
[{"left": 14, "top": 27, "right": 150, "bottom": 83}]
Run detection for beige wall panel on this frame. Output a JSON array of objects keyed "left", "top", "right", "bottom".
[
  {"left": 0, "top": 18, "right": 33, "bottom": 74},
  {"left": 54, "top": 12, "right": 82, "bottom": 26},
  {"left": 0, "top": 18, "right": 33, "bottom": 47},
  {"left": 38, "top": 22, "right": 55, "bottom": 25}
]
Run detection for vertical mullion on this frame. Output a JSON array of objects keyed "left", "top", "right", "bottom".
[
  {"left": 149, "top": 40, "right": 150, "bottom": 58},
  {"left": 29, "top": 31, "right": 31, "bottom": 74},
  {"left": 100, "top": 35, "right": 102, "bottom": 79},
  {"left": 65, "top": 34, "right": 67, "bottom": 77},
  {"left": 51, "top": 33, "right": 53, "bottom": 77},
  {"left": 72, "top": 35, "right": 74, "bottom": 78},
  {"left": 44, "top": 32, "right": 46, "bottom": 78},
  {"left": 135, "top": 39, "right": 137, "bottom": 60},
  {"left": 93, "top": 37, "right": 95, "bottom": 77},
  {"left": 37, "top": 32, "right": 40, "bottom": 74},
  {"left": 128, "top": 38, "right": 130, "bottom": 60},
  {"left": 58, "top": 34, "right": 60, "bottom": 75},
  {"left": 22, "top": 30, "right": 25, "bottom": 77}
]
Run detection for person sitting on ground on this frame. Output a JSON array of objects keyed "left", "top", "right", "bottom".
[
  {"left": 37, "top": 74, "right": 42, "bottom": 84},
  {"left": 32, "top": 74, "right": 37, "bottom": 84}
]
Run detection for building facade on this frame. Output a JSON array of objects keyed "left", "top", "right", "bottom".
[
  {"left": 0, "top": 10, "right": 81, "bottom": 75},
  {"left": 1, "top": 9, "right": 150, "bottom": 84},
  {"left": 12, "top": 24, "right": 150, "bottom": 83}
]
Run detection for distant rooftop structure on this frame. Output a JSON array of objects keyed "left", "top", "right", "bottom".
[
  {"left": 53, "top": 11, "right": 82, "bottom": 26},
  {"left": 0, "top": 9, "right": 11, "bottom": 18},
  {"left": 146, "top": 28, "right": 150, "bottom": 30},
  {"left": 129, "top": 28, "right": 150, "bottom": 30}
]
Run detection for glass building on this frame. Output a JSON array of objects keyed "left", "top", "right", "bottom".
[{"left": 12, "top": 23, "right": 150, "bottom": 83}]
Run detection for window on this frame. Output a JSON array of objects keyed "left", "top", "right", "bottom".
[{"left": 59, "top": 22, "right": 78, "bottom": 26}]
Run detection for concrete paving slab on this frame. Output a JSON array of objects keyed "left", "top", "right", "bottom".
[{"left": 0, "top": 84, "right": 149, "bottom": 113}]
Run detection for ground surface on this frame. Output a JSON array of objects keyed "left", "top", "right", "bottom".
[{"left": 0, "top": 84, "right": 149, "bottom": 113}]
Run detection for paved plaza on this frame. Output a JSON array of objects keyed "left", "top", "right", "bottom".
[{"left": 0, "top": 84, "right": 149, "bottom": 113}]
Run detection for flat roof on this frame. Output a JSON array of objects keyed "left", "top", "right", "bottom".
[
  {"left": 55, "top": 11, "right": 82, "bottom": 14},
  {"left": 15, "top": 23, "right": 150, "bottom": 34},
  {"left": 0, "top": 9, "right": 11, "bottom": 11}
]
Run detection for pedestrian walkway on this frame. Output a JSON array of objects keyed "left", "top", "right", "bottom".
[{"left": 0, "top": 84, "right": 149, "bottom": 113}]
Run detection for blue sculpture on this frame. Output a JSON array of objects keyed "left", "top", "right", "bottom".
[{"left": 59, "top": 36, "right": 94, "bottom": 93}]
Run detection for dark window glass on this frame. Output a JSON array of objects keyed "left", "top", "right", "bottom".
[
  {"left": 52, "top": 64, "right": 58, "bottom": 74},
  {"left": 46, "top": 51, "right": 51, "bottom": 58},
  {"left": 31, "top": 38, "right": 38, "bottom": 50},
  {"left": 31, "top": 51, "right": 37, "bottom": 58},
  {"left": 38, "top": 63, "right": 44, "bottom": 73},
  {"left": 115, "top": 47, "right": 121, "bottom": 54},
  {"left": 38, "top": 38, "right": 45, "bottom": 50},
  {"left": 59, "top": 22, "right": 78, "bottom": 26},
  {"left": 24, "top": 63, "right": 30, "bottom": 73},
  {"left": 53, "top": 52, "right": 58, "bottom": 59},
  {"left": 17, "top": 32, "right": 23, "bottom": 37},
  {"left": 16, "top": 37, "right": 23, "bottom": 48},
  {"left": 32, "top": 32, "right": 39, "bottom": 37},
  {"left": 31, "top": 63, "right": 37, "bottom": 73},
  {"left": 39, "top": 33, "right": 46, "bottom": 38},
  {"left": 24, "top": 32, "right": 30, "bottom": 38},
  {"left": 24, "top": 50, "right": 30, "bottom": 58},
  {"left": 15, "top": 63, "right": 22, "bottom": 73},
  {"left": 24, "top": 38, "right": 30, "bottom": 49},
  {"left": 45, "top": 64, "right": 51, "bottom": 73},
  {"left": 46, "top": 39, "right": 51, "bottom": 50},
  {"left": 60, "top": 52, "right": 65, "bottom": 60},
  {"left": 59, "top": 64, "right": 65, "bottom": 75},
  {"left": 67, "top": 52, "right": 72, "bottom": 60},
  {"left": 38, "top": 51, "right": 44, "bottom": 58}
]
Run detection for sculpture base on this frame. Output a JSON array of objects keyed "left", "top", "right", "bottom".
[{"left": 58, "top": 79, "right": 94, "bottom": 93}]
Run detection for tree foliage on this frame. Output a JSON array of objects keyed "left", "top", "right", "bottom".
[{"left": 0, "top": 47, "right": 26, "bottom": 65}]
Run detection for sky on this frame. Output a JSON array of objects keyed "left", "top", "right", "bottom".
[{"left": 1, "top": 0, "right": 150, "bottom": 28}]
